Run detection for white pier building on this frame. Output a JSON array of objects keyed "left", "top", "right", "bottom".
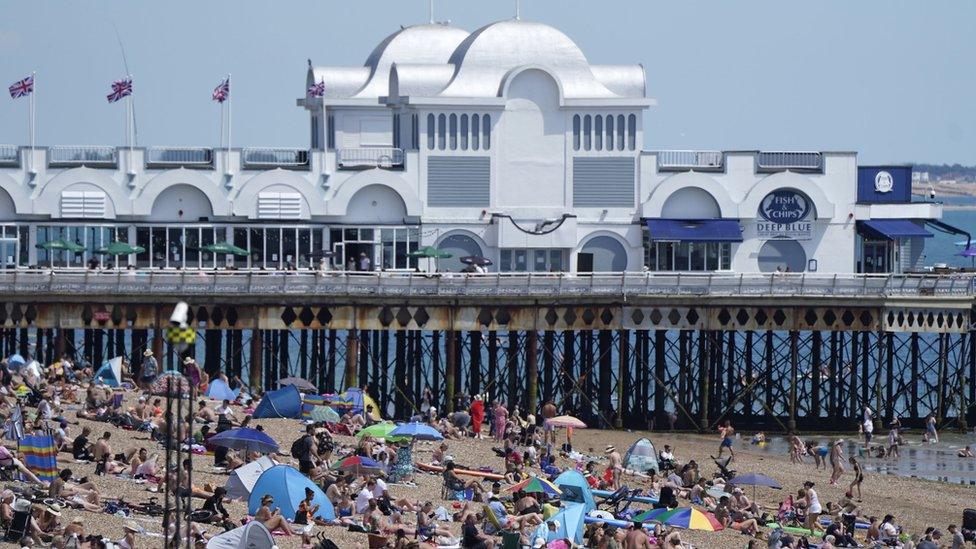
[{"left": 0, "top": 19, "right": 953, "bottom": 274}]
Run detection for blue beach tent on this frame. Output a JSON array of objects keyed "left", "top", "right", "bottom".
[
  {"left": 554, "top": 469, "right": 596, "bottom": 513},
  {"left": 207, "top": 378, "right": 239, "bottom": 401},
  {"left": 93, "top": 357, "right": 123, "bottom": 387},
  {"left": 252, "top": 385, "right": 302, "bottom": 419},
  {"left": 533, "top": 502, "right": 586, "bottom": 545},
  {"left": 247, "top": 465, "right": 336, "bottom": 521}
]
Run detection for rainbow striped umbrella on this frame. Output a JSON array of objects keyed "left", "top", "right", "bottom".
[
  {"left": 633, "top": 507, "right": 724, "bottom": 531},
  {"left": 504, "top": 476, "right": 562, "bottom": 496}
]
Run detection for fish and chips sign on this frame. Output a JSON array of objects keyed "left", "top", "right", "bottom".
[{"left": 756, "top": 189, "right": 813, "bottom": 240}]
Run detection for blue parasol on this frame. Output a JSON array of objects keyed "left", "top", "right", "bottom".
[
  {"left": 209, "top": 427, "right": 280, "bottom": 455},
  {"left": 389, "top": 422, "right": 444, "bottom": 441}
]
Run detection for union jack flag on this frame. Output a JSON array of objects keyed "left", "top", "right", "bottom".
[
  {"left": 307, "top": 80, "right": 325, "bottom": 98},
  {"left": 8, "top": 75, "right": 34, "bottom": 99},
  {"left": 106, "top": 77, "right": 133, "bottom": 103},
  {"left": 212, "top": 77, "right": 230, "bottom": 103}
]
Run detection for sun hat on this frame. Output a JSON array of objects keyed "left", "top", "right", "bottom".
[
  {"left": 183, "top": 357, "right": 195, "bottom": 364},
  {"left": 533, "top": 538, "right": 546, "bottom": 548},
  {"left": 604, "top": 445, "right": 615, "bottom": 454},
  {"left": 44, "top": 502, "right": 62, "bottom": 516},
  {"left": 11, "top": 498, "right": 30, "bottom": 512},
  {"left": 143, "top": 349, "right": 153, "bottom": 356}
]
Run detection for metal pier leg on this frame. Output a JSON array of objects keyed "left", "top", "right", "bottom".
[
  {"left": 507, "top": 331, "right": 519, "bottom": 409},
  {"left": 395, "top": 331, "right": 406, "bottom": 418},
  {"left": 470, "top": 331, "right": 483, "bottom": 397},
  {"left": 789, "top": 330, "right": 798, "bottom": 433},
  {"left": 345, "top": 330, "right": 359, "bottom": 389},
  {"left": 526, "top": 330, "right": 538, "bottom": 415},
  {"left": 445, "top": 330, "right": 457, "bottom": 413},
  {"left": 699, "top": 331, "right": 709, "bottom": 433},
  {"left": 326, "top": 330, "right": 337, "bottom": 393},
  {"left": 358, "top": 330, "right": 369, "bottom": 393},
  {"left": 413, "top": 332, "right": 422, "bottom": 409},
  {"left": 654, "top": 330, "right": 666, "bottom": 428},
  {"left": 431, "top": 331, "right": 442, "bottom": 407},
  {"left": 617, "top": 329, "right": 629, "bottom": 429},
  {"left": 598, "top": 330, "right": 612, "bottom": 426},
  {"left": 542, "top": 331, "right": 554, "bottom": 406},
  {"left": 562, "top": 332, "right": 575, "bottom": 413},
  {"left": 299, "top": 330, "right": 308, "bottom": 380},
  {"left": 811, "top": 331, "right": 822, "bottom": 420},
  {"left": 764, "top": 331, "right": 773, "bottom": 424},
  {"left": 487, "top": 332, "right": 498, "bottom": 404},
  {"left": 249, "top": 328, "right": 263, "bottom": 392},
  {"left": 744, "top": 331, "right": 754, "bottom": 418}
]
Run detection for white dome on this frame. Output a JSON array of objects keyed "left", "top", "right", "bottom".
[
  {"left": 439, "top": 20, "right": 617, "bottom": 99},
  {"left": 355, "top": 24, "right": 470, "bottom": 98}
]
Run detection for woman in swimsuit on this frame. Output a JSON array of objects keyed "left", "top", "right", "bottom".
[{"left": 848, "top": 456, "right": 864, "bottom": 500}]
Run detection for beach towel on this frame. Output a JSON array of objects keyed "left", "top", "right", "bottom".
[{"left": 19, "top": 434, "right": 58, "bottom": 483}]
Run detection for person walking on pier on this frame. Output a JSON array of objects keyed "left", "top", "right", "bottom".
[{"left": 717, "top": 420, "right": 735, "bottom": 460}]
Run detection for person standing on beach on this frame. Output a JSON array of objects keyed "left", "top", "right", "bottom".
[
  {"left": 492, "top": 401, "right": 508, "bottom": 442},
  {"left": 828, "top": 439, "right": 845, "bottom": 485},
  {"left": 623, "top": 521, "right": 652, "bottom": 549},
  {"left": 606, "top": 445, "right": 623, "bottom": 489},
  {"left": 470, "top": 395, "right": 485, "bottom": 439},
  {"left": 717, "top": 420, "right": 735, "bottom": 460},
  {"left": 861, "top": 407, "right": 874, "bottom": 449},
  {"left": 803, "top": 481, "right": 824, "bottom": 533},
  {"left": 924, "top": 414, "right": 939, "bottom": 443},
  {"left": 848, "top": 456, "right": 864, "bottom": 500},
  {"left": 541, "top": 400, "right": 557, "bottom": 447}
]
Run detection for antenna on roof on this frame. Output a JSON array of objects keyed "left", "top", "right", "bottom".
[
  {"left": 515, "top": 0, "right": 521, "bottom": 20},
  {"left": 428, "top": 0, "right": 434, "bottom": 23}
]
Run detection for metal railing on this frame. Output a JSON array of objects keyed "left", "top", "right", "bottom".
[
  {"left": 0, "top": 145, "right": 18, "bottom": 167},
  {"left": 757, "top": 151, "right": 823, "bottom": 172},
  {"left": 656, "top": 150, "right": 724, "bottom": 171},
  {"left": 241, "top": 148, "right": 309, "bottom": 170},
  {"left": 0, "top": 270, "right": 969, "bottom": 299},
  {"left": 49, "top": 146, "right": 118, "bottom": 168},
  {"left": 337, "top": 147, "right": 404, "bottom": 168},
  {"left": 146, "top": 147, "right": 213, "bottom": 168}
]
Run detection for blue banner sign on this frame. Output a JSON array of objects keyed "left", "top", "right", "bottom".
[{"left": 756, "top": 189, "right": 813, "bottom": 240}]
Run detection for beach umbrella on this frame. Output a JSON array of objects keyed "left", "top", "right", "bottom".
[
  {"left": 200, "top": 242, "right": 249, "bottom": 256},
  {"left": 330, "top": 455, "right": 383, "bottom": 475},
  {"left": 96, "top": 241, "right": 145, "bottom": 256},
  {"left": 151, "top": 370, "right": 191, "bottom": 396},
  {"left": 209, "top": 427, "right": 280, "bottom": 455},
  {"left": 633, "top": 507, "right": 723, "bottom": 531},
  {"left": 279, "top": 376, "right": 317, "bottom": 392},
  {"left": 305, "top": 405, "right": 341, "bottom": 424},
  {"left": 504, "top": 476, "right": 562, "bottom": 497},
  {"left": 728, "top": 472, "right": 780, "bottom": 489},
  {"left": 355, "top": 422, "right": 407, "bottom": 442},
  {"left": 35, "top": 239, "right": 86, "bottom": 253},
  {"left": 460, "top": 256, "right": 493, "bottom": 266},
  {"left": 389, "top": 422, "right": 444, "bottom": 441},
  {"left": 7, "top": 354, "right": 25, "bottom": 368},
  {"left": 546, "top": 415, "right": 587, "bottom": 429}
]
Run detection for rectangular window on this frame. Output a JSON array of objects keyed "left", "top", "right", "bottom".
[
  {"left": 471, "top": 114, "right": 480, "bottom": 150},
  {"left": 594, "top": 116, "right": 603, "bottom": 150},
  {"left": 427, "top": 114, "right": 436, "bottom": 150},
  {"left": 327, "top": 115, "right": 335, "bottom": 150},
  {"left": 583, "top": 116, "right": 592, "bottom": 151},
  {"left": 449, "top": 114, "right": 458, "bottom": 150},
  {"left": 460, "top": 115, "right": 469, "bottom": 150}
]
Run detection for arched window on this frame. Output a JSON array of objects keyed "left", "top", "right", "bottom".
[
  {"left": 606, "top": 115, "right": 614, "bottom": 150},
  {"left": 482, "top": 114, "right": 491, "bottom": 150},
  {"left": 471, "top": 114, "right": 481, "bottom": 150},
  {"left": 628, "top": 114, "right": 637, "bottom": 150},
  {"left": 426, "top": 114, "right": 435, "bottom": 150},
  {"left": 449, "top": 114, "right": 458, "bottom": 150},
  {"left": 616, "top": 115, "right": 625, "bottom": 151},
  {"left": 583, "top": 115, "right": 592, "bottom": 151},
  {"left": 594, "top": 115, "right": 603, "bottom": 151},
  {"left": 572, "top": 115, "right": 581, "bottom": 151},
  {"left": 460, "top": 114, "right": 469, "bottom": 150},
  {"left": 437, "top": 114, "right": 447, "bottom": 150}
]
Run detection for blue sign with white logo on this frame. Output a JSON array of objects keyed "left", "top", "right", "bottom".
[
  {"left": 756, "top": 189, "right": 814, "bottom": 240},
  {"left": 759, "top": 190, "right": 812, "bottom": 224}
]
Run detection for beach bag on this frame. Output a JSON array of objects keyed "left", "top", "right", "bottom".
[
  {"left": 290, "top": 436, "right": 306, "bottom": 459},
  {"left": 964, "top": 508, "right": 976, "bottom": 530}
]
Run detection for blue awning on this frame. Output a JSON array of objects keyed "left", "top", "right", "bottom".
[
  {"left": 857, "top": 220, "right": 933, "bottom": 240},
  {"left": 645, "top": 219, "right": 743, "bottom": 242}
]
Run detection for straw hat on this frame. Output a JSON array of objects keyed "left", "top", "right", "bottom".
[
  {"left": 604, "top": 445, "right": 616, "bottom": 454},
  {"left": 183, "top": 357, "right": 195, "bottom": 365},
  {"left": 44, "top": 502, "right": 62, "bottom": 516},
  {"left": 143, "top": 349, "right": 153, "bottom": 357}
]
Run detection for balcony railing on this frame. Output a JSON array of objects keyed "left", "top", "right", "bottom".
[
  {"left": 49, "top": 146, "right": 118, "bottom": 168},
  {"left": 657, "top": 150, "right": 724, "bottom": 172},
  {"left": 757, "top": 151, "right": 823, "bottom": 172},
  {"left": 146, "top": 147, "right": 213, "bottom": 169},
  {"left": 0, "top": 145, "right": 18, "bottom": 168},
  {"left": 337, "top": 147, "right": 404, "bottom": 169},
  {"left": 242, "top": 148, "right": 309, "bottom": 170},
  {"left": 0, "top": 270, "right": 969, "bottom": 299}
]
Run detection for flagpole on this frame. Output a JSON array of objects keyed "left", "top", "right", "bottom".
[
  {"left": 28, "top": 72, "right": 35, "bottom": 172},
  {"left": 128, "top": 74, "right": 134, "bottom": 157},
  {"left": 227, "top": 74, "right": 232, "bottom": 166}
]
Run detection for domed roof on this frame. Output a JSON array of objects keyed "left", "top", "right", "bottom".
[
  {"left": 439, "top": 19, "right": 617, "bottom": 99},
  {"left": 447, "top": 20, "right": 589, "bottom": 71},
  {"left": 353, "top": 24, "right": 469, "bottom": 98}
]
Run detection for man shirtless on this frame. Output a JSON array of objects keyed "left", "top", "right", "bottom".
[
  {"left": 196, "top": 401, "right": 218, "bottom": 423},
  {"left": 606, "top": 445, "right": 623, "bottom": 489},
  {"left": 541, "top": 401, "right": 557, "bottom": 446},
  {"left": 623, "top": 521, "right": 652, "bottom": 549}
]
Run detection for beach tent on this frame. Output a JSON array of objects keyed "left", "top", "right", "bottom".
[
  {"left": 207, "top": 378, "right": 239, "bottom": 401},
  {"left": 252, "top": 385, "right": 302, "bottom": 419},
  {"left": 335, "top": 387, "right": 382, "bottom": 420},
  {"left": 623, "top": 437, "right": 659, "bottom": 474},
  {"left": 93, "top": 357, "right": 123, "bottom": 387},
  {"left": 533, "top": 502, "right": 585, "bottom": 545},
  {"left": 554, "top": 470, "right": 596, "bottom": 513},
  {"left": 224, "top": 456, "right": 277, "bottom": 501},
  {"left": 205, "top": 521, "right": 275, "bottom": 549},
  {"left": 247, "top": 465, "right": 336, "bottom": 521}
]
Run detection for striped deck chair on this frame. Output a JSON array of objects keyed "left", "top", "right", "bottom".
[{"left": 18, "top": 434, "right": 57, "bottom": 484}]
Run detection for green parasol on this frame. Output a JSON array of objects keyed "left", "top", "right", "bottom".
[
  {"left": 96, "top": 241, "right": 146, "bottom": 256},
  {"left": 199, "top": 242, "right": 249, "bottom": 256},
  {"left": 36, "top": 239, "right": 86, "bottom": 253},
  {"left": 355, "top": 422, "right": 408, "bottom": 442}
]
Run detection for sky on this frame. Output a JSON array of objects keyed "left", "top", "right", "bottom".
[{"left": 0, "top": 0, "right": 973, "bottom": 165}]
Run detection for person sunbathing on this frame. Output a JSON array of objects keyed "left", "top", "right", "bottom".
[
  {"left": 49, "top": 469, "right": 101, "bottom": 512},
  {"left": 0, "top": 444, "right": 46, "bottom": 486},
  {"left": 443, "top": 461, "right": 485, "bottom": 499},
  {"left": 416, "top": 501, "right": 453, "bottom": 539},
  {"left": 196, "top": 401, "right": 218, "bottom": 423},
  {"left": 254, "top": 494, "right": 304, "bottom": 535}
]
